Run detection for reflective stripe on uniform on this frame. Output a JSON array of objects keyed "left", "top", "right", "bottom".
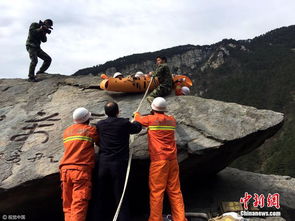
[
  {"left": 148, "top": 126, "right": 176, "bottom": 130},
  {"left": 63, "top": 136, "right": 93, "bottom": 143}
]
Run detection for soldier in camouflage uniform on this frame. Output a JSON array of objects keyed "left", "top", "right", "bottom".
[
  {"left": 26, "top": 19, "right": 53, "bottom": 82},
  {"left": 146, "top": 56, "right": 173, "bottom": 103}
]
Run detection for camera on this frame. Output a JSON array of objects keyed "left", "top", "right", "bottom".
[
  {"left": 41, "top": 25, "right": 51, "bottom": 34},
  {"left": 45, "top": 28, "right": 51, "bottom": 34},
  {"left": 39, "top": 20, "right": 52, "bottom": 34}
]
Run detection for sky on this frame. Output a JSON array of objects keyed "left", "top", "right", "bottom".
[{"left": 0, "top": 0, "right": 294, "bottom": 79}]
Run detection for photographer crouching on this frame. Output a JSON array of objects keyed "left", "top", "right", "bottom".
[{"left": 26, "top": 19, "right": 53, "bottom": 82}]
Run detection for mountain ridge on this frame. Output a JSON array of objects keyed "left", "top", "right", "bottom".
[{"left": 73, "top": 25, "right": 295, "bottom": 177}]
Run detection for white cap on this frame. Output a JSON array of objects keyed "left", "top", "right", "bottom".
[
  {"left": 135, "top": 71, "right": 144, "bottom": 77},
  {"left": 181, "top": 86, "right": 190, "bottom": 95},
  {"left": 151, "top": 97, "right": 167, "bottom": 112},
  {"left": 113, "top": 72, "right": 123, "bottom": 78},
  {"left": 73, "top": 107, "right": 91, "bottom": 123}
]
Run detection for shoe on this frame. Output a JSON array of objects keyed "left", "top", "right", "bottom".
[
  {"left": 28, "top": 77, "right": 38, "bottom": 82},
  {"left": 36, "top": 71, "right": 50, "bottom": 75}
]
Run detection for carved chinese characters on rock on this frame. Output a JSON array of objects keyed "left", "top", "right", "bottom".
[
  {"left": 2, "top": 112, "right": 62, "bottom": 165},
  {"left": 10, "top": 111, "right": 61, "bottom": 144},
  {"left": 3, "top": 111, "right": 103, "bottom": 165}
]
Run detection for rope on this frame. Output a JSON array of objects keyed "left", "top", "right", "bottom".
[
  {"left": 135, "top": 76, "right": 154, "bottom": 113},
  {"left": 112, "top": 76, "right": 154, "bottom": 221}
]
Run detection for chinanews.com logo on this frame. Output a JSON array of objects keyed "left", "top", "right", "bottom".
[{"left": 239, "top": 192, "right": 281, "bottom": 217}]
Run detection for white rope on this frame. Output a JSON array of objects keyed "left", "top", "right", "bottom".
[
  {"left": 135, "top": 76, "right": 155, "bottom": 113},
  {"left": 112, "top": 76, "right": 154, "bottom": 221}
]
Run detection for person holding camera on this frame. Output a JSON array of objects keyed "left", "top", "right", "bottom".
[{"left": 26, "top": 19, "right": 53, "bottom": 82}]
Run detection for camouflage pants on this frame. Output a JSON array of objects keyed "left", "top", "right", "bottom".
[
  {"left": 147, "top": 85, "right": 172, "bottom": 103},
  {"left": 26, "top": 46, "right": 52, "bottom": 78}
]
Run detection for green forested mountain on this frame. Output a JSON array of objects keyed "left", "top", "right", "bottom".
[
  {"left": 204, "top": 26, "right": 295, "bottom": 176},
  {"left": 74, "top": 25, "right": 295, "bottom": 177}
]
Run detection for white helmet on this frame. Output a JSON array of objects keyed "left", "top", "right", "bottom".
[
  {"left": 151, "top": 97, "right": 167, "bottom": 112},
  {"left": 113, "top": 72, "right": 123, "bottom": 78},
  {"left": 73, "top": 107, "right": 91, "bottom": 123},
  {"left": 135, "top": 71, "right": 144, "bottom": 77},
  {"left": 181, "top": 86, "right": 190, "bottom": 95}
]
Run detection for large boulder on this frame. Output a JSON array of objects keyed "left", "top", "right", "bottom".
[{"left": 0, "top": 74, "right": 284, "bottom": 218}]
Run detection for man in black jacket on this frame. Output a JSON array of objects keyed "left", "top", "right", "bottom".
[
  {"left": 94, "top": 101, "right": 142, "bottom": 221},
  {"left": 26, "top": 19, "right": 53, "bottom": 82}
]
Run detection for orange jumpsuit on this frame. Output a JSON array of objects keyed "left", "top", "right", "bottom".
[
  {"left": 174, "top": 76, "right": 192, "bottom": 96},
  {"left": 134, "top": 112, "right": 187, "bottom": 221},
  {"left": 175, "top": 81, "right": 184, "bottom": 96},
  {"left": 60, "top": 123, "right": 99, "bottom": 221}
]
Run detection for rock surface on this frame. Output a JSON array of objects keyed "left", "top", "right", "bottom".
[
  {"left": 0, "top": 74, "right": 287, "bottom": 219},
  {"left": 0, "top": 74, "right": 284, "bottom": 189}
]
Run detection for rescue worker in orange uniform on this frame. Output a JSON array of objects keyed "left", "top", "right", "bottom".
[
  {"left": 175, "top": 84, "right": 190, "bottom": 96},
  {"left": 134, "top": 97, "right": 187, "bottom": 221},
  {"left": 174, "top": 78, "right": 191, "bottom": 96},
  {"left": 60, "top": 107, "right": 99, "bottom": 221}
]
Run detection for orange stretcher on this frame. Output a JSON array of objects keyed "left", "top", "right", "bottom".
[{"left": 99, "top": 74, "right": 192, "bottom": 93}]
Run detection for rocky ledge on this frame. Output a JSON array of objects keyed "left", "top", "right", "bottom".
[{"left": 0, "top": 74, "right": 286, "bottom": 219}]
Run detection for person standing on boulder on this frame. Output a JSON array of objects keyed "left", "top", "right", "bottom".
[
  {"left": 26, "top": 19, "right": 53, "bottom": 82},
  {"left": 134, "top": 97, "right": 187, "bottom": 221},
  {"left": 93, "top": 101, "right": 142, "bottom": 221},
  {"left": 60, "top": 107, "right": 99, "bottom": 221},
  {"left": 146, "top": 56, "right": 173, "bottom": 103}
]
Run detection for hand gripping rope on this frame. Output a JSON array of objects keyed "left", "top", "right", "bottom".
[{"left": 112, "top": 76, "right": 154, "bottom": 221}]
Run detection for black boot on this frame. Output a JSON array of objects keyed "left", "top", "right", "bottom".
[{"left": 28, "top": 77, "right": 38, "bottom": 82}]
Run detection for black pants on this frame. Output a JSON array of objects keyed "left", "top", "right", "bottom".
[
  {"left": 89, "top": 158, "right": 130, "bottom": 221},
  {"left": 26, "top": 46, "right": 52, "bottom": 78}
]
